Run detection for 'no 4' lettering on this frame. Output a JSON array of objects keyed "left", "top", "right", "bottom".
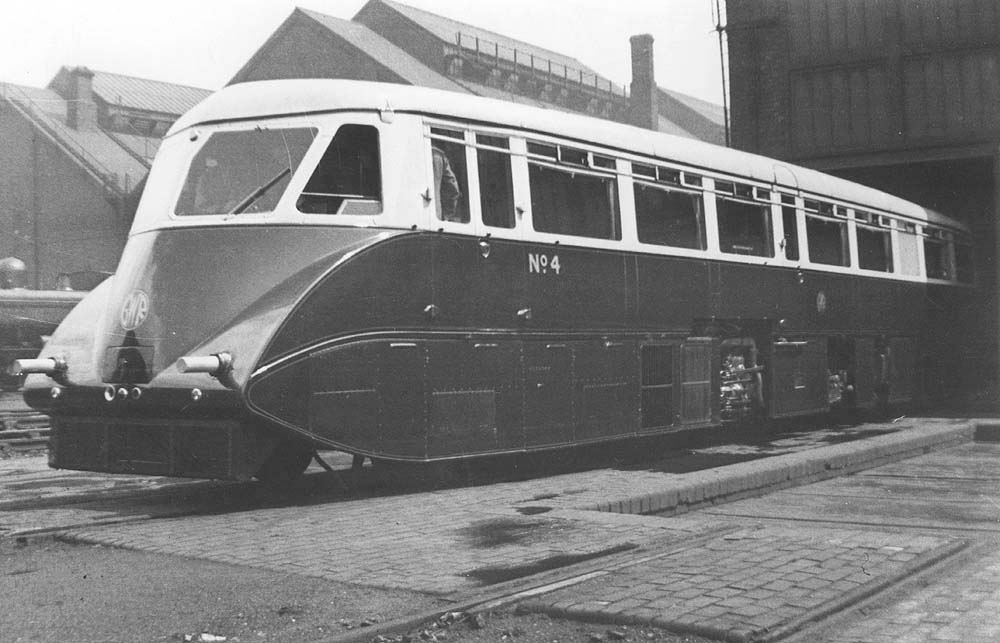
[{"left": 528, "top": 252, "right": 561, "bottom": 275}]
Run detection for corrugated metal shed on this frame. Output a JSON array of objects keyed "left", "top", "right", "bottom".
[{"left": 91, "top": 70, "right": 211, "bottom": 116}]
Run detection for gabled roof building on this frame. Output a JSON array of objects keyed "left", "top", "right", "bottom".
[
  {"left": 230, "top": 0, "right": 725, "bottom": 145},
  {"left": 0, "top": 68, "right": 210, "bottom": 288}
]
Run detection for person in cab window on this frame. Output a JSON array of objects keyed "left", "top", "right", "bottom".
[{"left": 432, "top": 146, "right": 461, "bottom": 221}]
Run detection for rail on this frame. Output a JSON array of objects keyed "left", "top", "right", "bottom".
[
  {"left": 449, "top": 32, "right": 628, "bottom": 99},
  {"left": 0, "top": 409, "right": 50, "bottom": 452}
]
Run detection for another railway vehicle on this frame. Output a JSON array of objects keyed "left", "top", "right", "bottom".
[{"left": 16, "top": 80, "right": 974, "bottom": 481}]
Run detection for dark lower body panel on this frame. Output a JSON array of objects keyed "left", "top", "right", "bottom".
[{"left": 48, "top": 417, "right": 267, "bottom": 480}]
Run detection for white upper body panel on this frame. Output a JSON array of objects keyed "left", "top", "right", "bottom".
[{"left": 167, "top": 79, "right": 964, "bottom": 232}]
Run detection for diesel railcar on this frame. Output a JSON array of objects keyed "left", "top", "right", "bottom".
[{"left": 16, "top": 80, "right": 974, "bottom": 481}]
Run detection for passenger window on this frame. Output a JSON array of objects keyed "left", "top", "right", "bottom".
[
  {"left": 897, "top": 222, "right": 921, "bottom": 276},
  {"left": 781, "top": 196, "right": 799, "bottom": 261},
  {"left": 430, "top": 133, "right": 470, "bottom": 223},
  {"left": 528, "top": 148, "right": 620, "bottom": 240},
  {"left": 634, "top": 182, "right": 706, "bottom": 249},
  {"left": 806, "top": 207, "right": 849, "bottom": 266},
  {"left": 716, "top": 183, "right": 773, "bottom": 257},
  {"left": 476, "top": 135, "right": 514, "bottom": 229},
  {"left": 297, "top": 125, "right": 381, "bottom": 215},
  {"left": 857, "top": 215, "right": 893, "bottom": 272},
  {"left": 924, "top": 231, "right": 952, "bottom": 279}
]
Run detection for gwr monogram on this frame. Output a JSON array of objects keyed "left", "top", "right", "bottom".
[{"left": 120, "top": 290, "right": 150, "bottom": 331}]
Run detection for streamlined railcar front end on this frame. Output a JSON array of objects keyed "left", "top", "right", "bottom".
[{"left": 18, "top": 92, "right": 420, "bottom": 480}]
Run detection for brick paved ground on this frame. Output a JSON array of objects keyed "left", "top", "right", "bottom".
[
  {"left": 521, "top": 525, "right": 961, "bottom": 642},
  {"left": 821, "top": 544, "right": 1000, "bottom": 643},
  {"left": 27, "top": 418, "right": 993, "bottom": 642},
  {"left": 56, "top": 421, "right": 968, "bottom": 596},
  {"left": 62, "top": 475, "right": 713, "bottom": 595}
]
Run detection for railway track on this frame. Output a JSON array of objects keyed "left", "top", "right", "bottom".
[{"left": 0, "top": 408, "right": 51, "bottom": 451}]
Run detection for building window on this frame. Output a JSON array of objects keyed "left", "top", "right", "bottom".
[
  {"left": 297, "top": 125, "right": 382, "bottom": 215},
  {"left": 634, "top": 182, "right": 706, "bottom": 249}
]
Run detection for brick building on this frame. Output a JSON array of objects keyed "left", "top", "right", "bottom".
[
  {"left": 0, "top": 67, "right": 209, "bottom": 289},
  {"left": 726, "top": 0, "right": 1000, "bottom": 388},
  {"left": 230, "top": 0, "right": 725, "bottom": 144}
]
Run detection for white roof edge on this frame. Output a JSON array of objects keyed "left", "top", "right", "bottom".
[{"left": 168, "top": 79, "right": 967, "bottom": 232}]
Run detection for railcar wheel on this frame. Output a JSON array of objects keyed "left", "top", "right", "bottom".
[{"left": 254, "top": 441, "right": 314, "bottom": 483}]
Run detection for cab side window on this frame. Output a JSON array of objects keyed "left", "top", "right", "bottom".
[{"left": 297, "top": 124, "right": 381, "bottom": 215}]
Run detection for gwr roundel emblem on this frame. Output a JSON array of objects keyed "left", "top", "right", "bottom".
[{"left": 120, "top": 290, "right": 150, "bottom": 331}]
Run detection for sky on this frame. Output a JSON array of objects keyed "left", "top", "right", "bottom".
[{"left": 0, "top": 0, "right": 726, "bottom": 105}]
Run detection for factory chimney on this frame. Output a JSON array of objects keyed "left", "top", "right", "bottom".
[{"left": 629, "top": 34, "right": 659, "bottom": 130}]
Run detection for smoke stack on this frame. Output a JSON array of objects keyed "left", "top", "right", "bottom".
[
  {"left": 66, "top": 66, "right": 98, "bottom": 131},
  {"left": 629, "top": 34, "right": 658, "bottom": 130}
]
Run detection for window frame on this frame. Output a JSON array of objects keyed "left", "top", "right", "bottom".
[
  {"left": 471, "top": 131, "right": 519, "bottom": 233},
  {"left": 295, "top": 123, "right": 384, "bottom": 217},
  {"left": 803, "top": 199, "right": 851, "bottom": 268},
  {"left": 523, "top": 138, "right": 623, "bottom": 245},
  {"left": 632, "top": 176, "right": 708, "bottom": 252},
  {"left": 172, "top": 124, "right": 320, "bottom": 219},
  {"left": 855, "top": 210, "right": 895, "bottom": 274},
  {"left": 713, "top": 180, "right": 775, "bottom": 259},
  {"left": 426, "top": 125, "right": 474, "bottom": 230}
]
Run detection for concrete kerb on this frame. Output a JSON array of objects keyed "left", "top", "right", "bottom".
[{"left": 589, "top": 421, "right": 974, "bottom": 518}]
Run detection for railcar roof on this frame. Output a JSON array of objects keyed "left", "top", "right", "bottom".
[{"left": 169, "top": 79, "right": 965, "bottom": 232}]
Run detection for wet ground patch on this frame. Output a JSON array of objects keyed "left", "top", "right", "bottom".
[
  {"left": 462, "top": 516, "right": 572, "bottom": 548},
  {"left": 464, "top": 542, "right": 637, "bottom": 585},
  {"left": 515, "top": 506, "right": 553, "bottom": 515}
]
